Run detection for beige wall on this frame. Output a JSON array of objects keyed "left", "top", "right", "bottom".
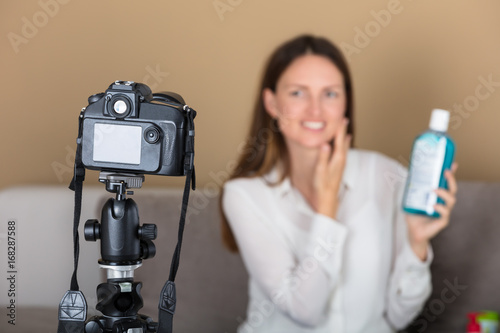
[{"left": 1, "top": 0, "right": 499, "bottom": 191}]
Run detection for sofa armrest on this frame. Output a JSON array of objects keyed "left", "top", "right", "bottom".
[{"left": 0, "top": 185, "right": 105, "bottom": 308}]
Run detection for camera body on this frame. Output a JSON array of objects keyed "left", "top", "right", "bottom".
[{"left": 80, "top": 80, "right": 191, "bottom": 176}]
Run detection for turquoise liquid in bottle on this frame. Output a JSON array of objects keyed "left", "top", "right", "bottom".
[{"left": 403, "top": 109, "right": 456, "bottom": 218}]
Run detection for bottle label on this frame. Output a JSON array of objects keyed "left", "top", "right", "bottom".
[{"left": 405, "top": 136, "right": 446, "bottom": 214}]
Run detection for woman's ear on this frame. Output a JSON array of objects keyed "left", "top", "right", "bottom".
[{"left": 263, "top": 88, "right": 279, "bottom": 118}]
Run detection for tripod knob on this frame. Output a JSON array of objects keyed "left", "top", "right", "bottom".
[
  {"left": 141, "top": 240, "right": 156, "bottom": 259},
  {"left": 139, "top": 224, "right": 157, "bottom": 241},
  {"left": 84, "top": 219, "right": 100, "bottom": 241},
  {"left": 85, "top": 318, "right": 104, "bottom": 333}
]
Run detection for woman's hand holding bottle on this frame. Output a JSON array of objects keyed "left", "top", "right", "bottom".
[{"left": 405, "top": 163, "right": 458, "bottom": 261}]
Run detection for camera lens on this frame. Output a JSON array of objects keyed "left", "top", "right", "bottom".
[{"left": 144, "top": 126, "right": 161, "bottom": 144}]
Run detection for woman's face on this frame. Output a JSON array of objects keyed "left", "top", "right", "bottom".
[{"left": 264, "top": 54, "right": 347, "bottom": 151}]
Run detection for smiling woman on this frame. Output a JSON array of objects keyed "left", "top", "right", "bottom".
[{"left": 219, "top": 34, "right": 458, "bottom": 333}]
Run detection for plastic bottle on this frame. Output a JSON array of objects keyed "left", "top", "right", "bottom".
[
  {"left": 478, "top": 311, "right": 499, "bottom": 333},
  {"left": 467, "top": 313, "right": 482, "bottom": 333},
  {"left": 403, "top": 109, "right": 456, "bottom": 217}
]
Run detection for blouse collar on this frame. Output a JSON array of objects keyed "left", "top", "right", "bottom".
[{"left": 264, "top": 149, "right": 359, "bottom": 197}]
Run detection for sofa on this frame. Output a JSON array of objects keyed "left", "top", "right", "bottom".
[{"left": 1, "top": 180, "right": 500, "bottom": 332}]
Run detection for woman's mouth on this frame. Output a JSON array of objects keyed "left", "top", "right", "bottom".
[{"left": 302, "top": 121, "right": 325, "bottom": 130}]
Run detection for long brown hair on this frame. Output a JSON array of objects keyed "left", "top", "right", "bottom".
[{"left": 220, "top": 34, "right": 355, "bottom": 252}]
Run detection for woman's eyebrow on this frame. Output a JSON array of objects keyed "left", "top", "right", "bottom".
[{"left": 281, "top": 83, "right": 343, "bottom": 89}]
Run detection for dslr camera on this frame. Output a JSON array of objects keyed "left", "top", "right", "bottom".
[
  {"left": 57, "top": 80, "right": 197, "bottom": 333},
  {"left": 80, "top": 80, "right": 194, "bottom": 176}
]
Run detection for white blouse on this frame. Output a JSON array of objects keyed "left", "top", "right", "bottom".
[{"left": 222, "top": 149, "right": 432, "bottom": 333}]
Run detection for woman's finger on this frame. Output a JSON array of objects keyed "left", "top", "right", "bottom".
[
  {"left": 432, "top": 204, "right": 451, "bottom": 224},
  {"left": 344, "top": 134, "right": 352, "bottom": 152},
  {"left": 434, "top": 188, "right": 456, "bottom": 209},
  {"left": 329, "top": 118, "right": 349, "bottom": 169},
  {"left": 445, "top": 164, "right": 458, "bottom": 196},
  {"left": 333, "top": 118, "right": 349, "bottom": 153},
  {"left": 317, "top": 144, "right": 331, "bottom": 173}
]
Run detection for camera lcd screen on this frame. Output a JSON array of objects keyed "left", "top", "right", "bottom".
[{"left": 93, "top": 123, "right": 142, "bottom": 165}]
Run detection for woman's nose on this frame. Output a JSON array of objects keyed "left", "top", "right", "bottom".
[{"left": 306, "top": 96, "right": 322, "bottom": 117}]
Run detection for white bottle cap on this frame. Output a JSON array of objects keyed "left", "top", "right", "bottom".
[{"left": 429, "top": 108, "right": 450, "bottom": 132}]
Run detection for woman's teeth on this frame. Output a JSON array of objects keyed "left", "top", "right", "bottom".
[{"left": 302, "top": 121, "right": 325, "bottom": 130}]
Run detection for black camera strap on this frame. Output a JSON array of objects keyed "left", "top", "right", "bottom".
[
  {"left": 158, "top": 105, "right": 196, "bottom": 333},
  {"left": 58, "top": 111, "right": 88, "bottom": 333}
]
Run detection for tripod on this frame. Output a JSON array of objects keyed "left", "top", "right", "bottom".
[{"left": 83, "top": 172, "right": 158, "bottom": 333}]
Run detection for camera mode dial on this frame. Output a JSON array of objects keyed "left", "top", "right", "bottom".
[{"left": 88, "top": 93, "right": 105, "bottom": 104}]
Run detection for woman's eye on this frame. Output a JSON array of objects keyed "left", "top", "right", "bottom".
[
  {"left": 290, "top": 90, "right": 303, "bottom": 97},
  {"left": 326, "top": 91, "right": 338, "bottom": 98}
]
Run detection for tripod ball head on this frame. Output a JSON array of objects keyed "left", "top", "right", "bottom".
[{"left": 84, "top": 197, "right": 157, "bottom": 265}]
